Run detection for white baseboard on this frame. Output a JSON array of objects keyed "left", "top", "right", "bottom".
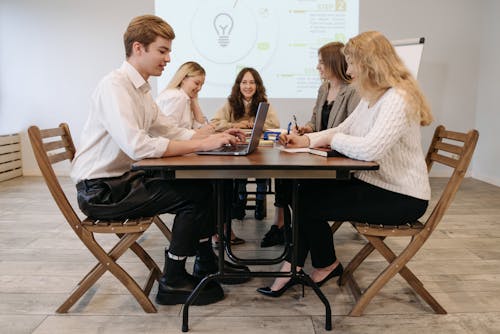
[{"left": 471, "top": 172, "right": 500, "bottom": 187}]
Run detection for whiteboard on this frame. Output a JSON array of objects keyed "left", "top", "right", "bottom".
[{"left": 393, "top": 37, "right": 425, "bottom": 79}]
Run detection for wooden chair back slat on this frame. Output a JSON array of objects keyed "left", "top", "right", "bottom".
[
  {"left": 28, "top": 124, "right": 82, "bottom": 237},
  {"left": 429, "top": 152, "right": 459, "bottom": 169},
  {"left": 424, "top": 126, "right": 479, "bottom": 235},
  {"left": 48, "top": 151, "right": 74, "bottom": 164},
  {"left": 39, "top": 127, "right": 65, "bottom": 138},
  {"left": 434, "top": 141, "right": 463, "bottom": 155},
  {"left": 43, "top": 140, "right": 67, "bottom": 152},
  {"left": 439, "top": 128, "right": 468, "bottom": 142}
]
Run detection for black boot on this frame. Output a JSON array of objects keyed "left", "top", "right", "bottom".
[
  {"left": 193, "top": 241, "right": 251, "bottom": 285},
  {"left": 254, "top": 199, "right": 265, "bottom": 220},
  {"left": 156, "top": 250, "right": 224, "bottom": 305}
]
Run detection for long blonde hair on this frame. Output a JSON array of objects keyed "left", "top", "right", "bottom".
[
  {"left": 343, "top": 31, "right": 433, "bottom": 126},
  {"left": 163, "top": 61, "right": 206, "bottom": 91}
]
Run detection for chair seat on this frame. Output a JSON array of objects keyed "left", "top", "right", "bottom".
[
  {"left": 82, "top": 217, "right": 155, "bottom": 233},
  {"left": 353, "top": 221, "right": 424, "bottom": 237}
]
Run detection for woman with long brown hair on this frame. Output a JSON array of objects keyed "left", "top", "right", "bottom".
[{"left": 211, "top": 67, "right": 280, "bottom": 222}]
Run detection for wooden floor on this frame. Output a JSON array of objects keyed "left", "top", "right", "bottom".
[{"left": 1, "top": 176, "right": 500, "bottom": 334}]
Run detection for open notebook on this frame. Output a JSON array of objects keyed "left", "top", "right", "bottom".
[{"left": 196, "top": 102, "right": 269, "bottom": 156}]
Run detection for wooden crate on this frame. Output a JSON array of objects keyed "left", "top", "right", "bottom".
[{"left": 0, "top": 133, "right": 23, "bottom": 181}]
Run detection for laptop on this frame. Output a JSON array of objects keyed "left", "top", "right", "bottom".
[{"left": 196, "top": 102, "right": 270, "bottom": 156}]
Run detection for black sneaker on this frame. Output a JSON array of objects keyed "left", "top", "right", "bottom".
[
  {"left": 260, "top": 225, "right": 285, "bottom": 247},
  {"left": 155, "top": 273, "right": 224, "bottom": 306}
]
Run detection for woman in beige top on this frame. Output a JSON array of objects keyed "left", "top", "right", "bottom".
[
  {"left": 211, "top": 67, "right": 280, "bottom": 225},
  {"left": 211, "top": 68, "right": 279, "bottom": 131}
]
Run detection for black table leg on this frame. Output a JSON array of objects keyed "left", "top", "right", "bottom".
[
  {"left": 181, "top": 179, "right": 332, "bottom": 332},
  {"left": 182, "top": 180, "right": 226, "bottom": 332}
]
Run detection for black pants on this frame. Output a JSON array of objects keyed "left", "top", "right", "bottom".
[
  {"left": 276, "top": 178, "right": 428, "bottom": 268},
  {"left": 76, "top": 170, "right": 215, "bottom": 256}
]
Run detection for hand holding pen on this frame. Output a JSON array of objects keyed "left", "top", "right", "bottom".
[
  {"left": 290, "top": 115, "right": 313, "bottom": 135},
  {"left": 278, "top": 132, "right": 310, "bottom": 148},
  {"left": 286, "top": 115, "right": 301, "bottom": 135},
  {"left": 280, "top": 115, "right": 310, "bottom": 146}
]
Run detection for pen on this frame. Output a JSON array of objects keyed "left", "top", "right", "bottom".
[
  {"left": 287, "top": 122, "right": 291, "bottom": 135},
  {"left": 293, "top": 115, "right": 299, "bottom": 131}
]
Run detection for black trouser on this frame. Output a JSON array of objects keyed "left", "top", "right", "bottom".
[
  {"left": 276, "top": 178, "right": 428, "bottom": 268},
  {"left": 76, "top": 170, "right": 215, "bottom": 256}
]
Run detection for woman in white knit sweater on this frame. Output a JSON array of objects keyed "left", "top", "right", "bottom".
[{"left": 257, "top": 31, "right": 433, "bottom": 297}]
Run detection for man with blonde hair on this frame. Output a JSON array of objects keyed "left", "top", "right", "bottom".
[{"left": 71, "top": 15, "right": 249, "bottom": 306}]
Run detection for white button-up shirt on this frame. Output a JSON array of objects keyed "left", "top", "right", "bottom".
[
  {"left": 70, "top": 61, "right": 195, "bottom": 183},
  {"left": 156, "top": 87, "right": 206, "bottom": 129}
]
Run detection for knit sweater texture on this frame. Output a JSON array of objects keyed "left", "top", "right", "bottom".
[{"left": 307, "top": 88, "right": 431, "bottom": 200}]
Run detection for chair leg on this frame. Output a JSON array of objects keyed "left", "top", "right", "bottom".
[
  {"left": 339, "top": 241, "right": 376, "bottom": 286},
  {"left": 129, "top": 241, "right": 162, "bottom": 294},
  {"left": 349, "top": 235, "right": 446, "bottom": 316},
  {"left": 117, "top": 233, "right": 163, "bottom": 280},
  {"left": 330, "top": 221, "right": 343, "bottom": 234},
  {"left": 57, "top": 230, "right": 157, "bottom": 313},
  {"left": 99, "top": 232, "right": 158, "bottom": 312},
  {"left": 368, "top": 236, "right": 447, "bottom": 315},
  {"left": 125, "top": 238, "right": 163, "bottom": 292},
  {"left": 153, "top": 216, "right": 172, "bottom": 242},
  {"left": 57, "top": 262, "right": 108, "bottom": 313}
]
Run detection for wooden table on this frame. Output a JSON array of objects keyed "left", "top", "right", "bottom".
[{"left": 133, "top": 147, "right": 378, "bottom": 332}]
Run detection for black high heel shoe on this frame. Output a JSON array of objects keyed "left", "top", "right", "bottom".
[
  {"left": 257, "top": 271, "right": 305, "bottom": 298},
  {"left": 316, "top": 263, "right": 344, "bottom": 287}
]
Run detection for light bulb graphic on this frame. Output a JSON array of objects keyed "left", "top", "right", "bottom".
[{"left": 213, "top": 13, "right": 233, "bottom": 47}]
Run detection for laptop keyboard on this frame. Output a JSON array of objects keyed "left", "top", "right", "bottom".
[{"left": 218, "top": 144, "right": 247, "bottom": 152}]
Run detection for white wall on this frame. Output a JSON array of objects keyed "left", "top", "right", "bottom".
[
  {"left": 359, "top": 0, "right": 484, "bottom": 179},
  {"left": 0, "top": 0, "right": 154, "bottom": 174},
  {"left": 0, "top": 0, "right": 498, "bottom": 185},
  {"left": 473, "top": 0, "right": 500, "bottom": 186}
]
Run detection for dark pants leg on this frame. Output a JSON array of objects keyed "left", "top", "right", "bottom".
[
  {"left": 274, "top": 178, "right": 292, "bottom": 208},
  {"left": 76, "top": 170, "right": 215, "bottom": 256},
  {"left": 255, "top": 179, "right": 268, "bottom": 200},
  {"left": 293, "top": 178, "right": 428, "bottom": 268},
  {"left": 234, "top": 179, "right": 248, "bottom": 201}
]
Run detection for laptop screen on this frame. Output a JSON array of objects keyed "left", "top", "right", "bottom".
[{"left": 245, "top": 102, "right": 270, "bottom": 154}]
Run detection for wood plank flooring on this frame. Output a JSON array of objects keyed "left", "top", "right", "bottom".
[{"left": 0, "top": 176, "right": 499, "bottom": 333}]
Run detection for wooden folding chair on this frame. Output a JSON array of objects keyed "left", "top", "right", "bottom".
[
  {"left": 28, "top": 123, "right": 172, "bottom": 313},
  {"left": 339, "top": 125, "right": 479, "bottom": 316}
]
